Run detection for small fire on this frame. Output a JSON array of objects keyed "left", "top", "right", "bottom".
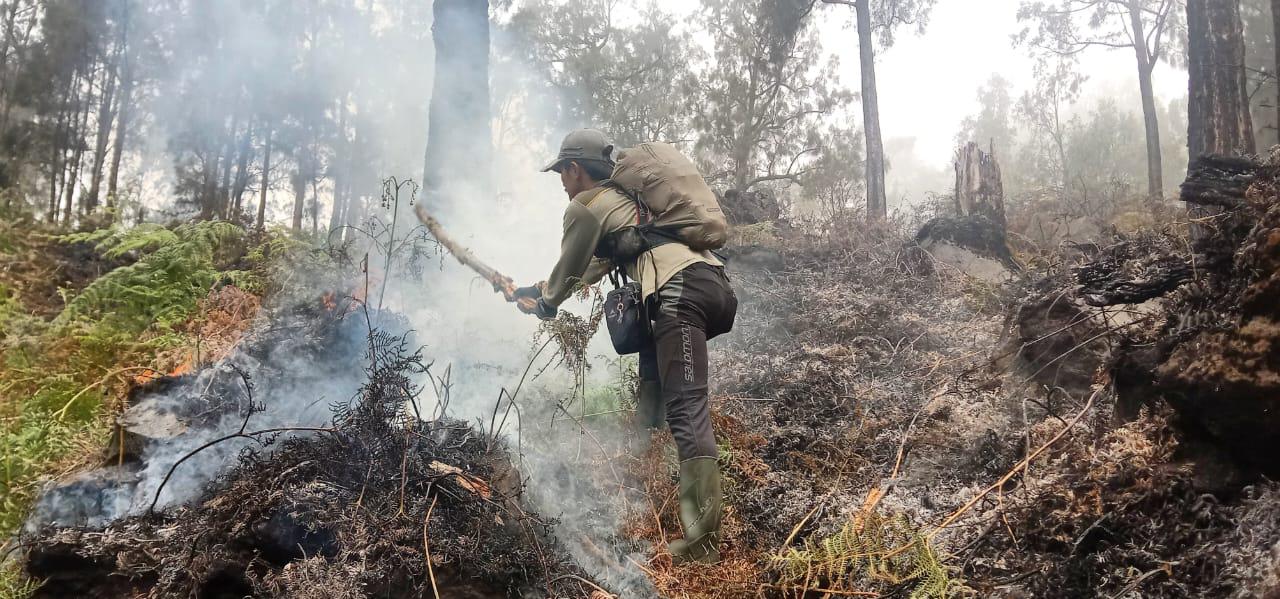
[
  {"left": 169, "top": 357, "right": 194, "bottom": 377},
  {"left": 132, "top": 357, "right": 194, "bottom": 385}
]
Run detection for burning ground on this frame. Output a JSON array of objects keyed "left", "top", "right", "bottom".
[{"left": 7, "top": 154, "right": 1280, "bottom": 597}]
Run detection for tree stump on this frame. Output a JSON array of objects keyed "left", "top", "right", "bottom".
[
  {"left": 906, "top": 142, "right": 1018, "bottom": 279},
  {"left": 953, "top": 141, "right": 1007, "bottom": 228}
]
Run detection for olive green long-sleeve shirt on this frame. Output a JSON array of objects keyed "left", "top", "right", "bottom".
[{"left": 541, "top": 185, "right": 722, "bottom": 307}]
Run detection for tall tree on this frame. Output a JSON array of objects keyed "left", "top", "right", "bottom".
[
  {"left": 1187, "top": 0, "right": 1255, "bottom": 159},
  {"left": 257, "top": 125, "right": 272, "bottom": 231},
  {"left": 422, "top": 0, "right": 491, "bottom": 211},
  {"left": 1017, "top": 58, "right": 1084, "bottom": 194},
  {"left": 957, "top": 75, "right": 1019, "bottom": 163},
  {"left": 508, "top": 0, "right": 701, "bottom": 146},
  {"left": 1018, "top": 0, "right": 1183, "bottom": 200},
  {"left": 694, "top": 0, "right": 851, "bottom": 197},
  {"left": 1186, "top": 0, "right": 1254, "bottom": 239},
  {"left": 816, "top": 0, "right": 935, "bottom": 221}
]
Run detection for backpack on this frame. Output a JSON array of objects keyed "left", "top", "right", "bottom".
[{"left": 607, "top": 142, "right": 729, "bottom": 252}]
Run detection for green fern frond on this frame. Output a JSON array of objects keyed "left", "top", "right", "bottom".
[
  {"left": 772, "top": 511, "right": 959, "bottom": 599},
  {"left": 54, "top": 221, "right": 247, "bottom": 335}
]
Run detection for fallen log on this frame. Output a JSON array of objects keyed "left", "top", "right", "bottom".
[{"left": 414, "top": 204, "right": 538, "bottom": 312}]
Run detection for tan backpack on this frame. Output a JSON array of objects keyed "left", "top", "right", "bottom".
[{"left": 609, "top": 142, "right": 729, "bottom": 251}]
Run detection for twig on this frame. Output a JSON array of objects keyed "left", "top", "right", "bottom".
[
  {"left": 53, "top": 366, "right": 164, "bottom": 420},
  {"left": 1108, "top": 566, "right": 1169, "bottom": 598},
  {"left": 546, "top": 574, "right": 615, "bottom": 598},
  {"left": 778, "top": 501, "right": 825, "bottom": 557},
  {"left": 926, "top": 386, "right": 1102, "bottom": 539},
  {"left": 423, "top": 496, "right": 440, "bottom": 599},
  {"left": 147, "top": 426, "right": 333, "bottom": 513}
]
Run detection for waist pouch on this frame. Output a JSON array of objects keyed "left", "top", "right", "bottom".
[{"left": 604, "top": 280, "right": 651, "bottom": 355}]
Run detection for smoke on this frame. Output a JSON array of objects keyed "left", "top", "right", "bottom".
[{"left": 31, "top": 1, "right": 661, "bottom": 594}]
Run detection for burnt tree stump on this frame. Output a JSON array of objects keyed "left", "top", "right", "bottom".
[{"left": 953, "top": 141, "right": 1007, "bottom": 228}]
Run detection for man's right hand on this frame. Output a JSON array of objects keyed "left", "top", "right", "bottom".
[{"left": 512, "top": 284, "right": 544, "bottom": 301}]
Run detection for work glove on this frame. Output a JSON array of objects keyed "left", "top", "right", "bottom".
[
  {"left": 518, "top": 297, "right": 558, "bottom": 321},
  {"left": 512, "top": 284, "right": 543, "bottom": 301}
]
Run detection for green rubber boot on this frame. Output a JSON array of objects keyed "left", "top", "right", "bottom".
[
  {"left": 634, "top": 380, "right": 665, "bottom": 430},
  {"left": 668, "top": 456, "right": 722, "bottom": 565}
]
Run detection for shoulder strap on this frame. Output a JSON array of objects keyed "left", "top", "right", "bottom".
[
  {"left": 602, "top": 180, "right": 654, "bottom": 225},
  {"left": 607, "top": 264, "right": 629, "bottom": 289}
]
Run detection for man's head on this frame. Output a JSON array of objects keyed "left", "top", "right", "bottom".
[{"left": 542, "top": 129, "right": 615, "bottom": 198}]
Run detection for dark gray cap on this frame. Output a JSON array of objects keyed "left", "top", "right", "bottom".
[{"left": 541, "top": 128, "right": 615, "bottom": 172}]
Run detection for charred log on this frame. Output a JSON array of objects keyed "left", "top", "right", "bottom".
[
  {"left": 1180, "top": 154, "right": 1257, "bottom": 209},
  {"left": 1075, "top": 240, "right": 1191, "bottom": 307}
]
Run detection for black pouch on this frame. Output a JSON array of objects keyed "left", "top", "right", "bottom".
[{"left": 603, "top": 272, "right": 652, "bottom": 355}]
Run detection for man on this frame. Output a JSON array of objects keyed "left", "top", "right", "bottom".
[{"left": 513, "top": 129, "right": 737, "bottom": 564}]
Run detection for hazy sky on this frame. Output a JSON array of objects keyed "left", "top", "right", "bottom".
[
  {"left": 827, "top": 0, "right": 1189, "bottom": 162},
  {"left": 647, "top": 0, "right": 1190, "bottom": 192}
]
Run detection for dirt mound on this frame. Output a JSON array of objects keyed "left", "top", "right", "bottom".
[{"left": 23, "top": 328, "right": 600, "bottom": 598}]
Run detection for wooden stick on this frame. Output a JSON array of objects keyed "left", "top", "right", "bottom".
[{"left": 414, "top": 204, "right": 538, "bottom": 311}]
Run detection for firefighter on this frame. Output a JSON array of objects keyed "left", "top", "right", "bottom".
[{"left": 513, "top": 129, "right": 737, "bottom": 564}]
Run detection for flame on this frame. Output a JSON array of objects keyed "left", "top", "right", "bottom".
[
  {"left": 132, "top": 356, "right": 194, "bottom": 385},
  {"left": 169, "top": 357, "right": 193, "bottom": 377}
]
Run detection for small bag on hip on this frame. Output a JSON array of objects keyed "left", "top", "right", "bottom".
[{"left": 604, "top": 270, "right": 651, "bottom": 355}]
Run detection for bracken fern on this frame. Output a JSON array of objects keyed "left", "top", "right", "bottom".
[
  {"left": 55, "top": 221, "right": 250, "bottom": 333},
  {"left": 773, "top": 511, "right": 956, "bottom": 598}
]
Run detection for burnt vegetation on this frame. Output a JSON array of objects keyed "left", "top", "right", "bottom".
[
  {"left": 27, "top": 324, "right": 599, "bottom": 598},
  {"left": 4, "top": 0, "right": 1280, "bottom": 597}
]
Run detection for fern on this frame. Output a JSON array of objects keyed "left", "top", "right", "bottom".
[
  {"left": 773, "top": 511, "right": 957, "bottom": 599},
  {"left": 55, "top": 221, "right": 248, "bottom": 333},
  {"left": 0, "top": 220, "right": 264, "bottom": 544}
]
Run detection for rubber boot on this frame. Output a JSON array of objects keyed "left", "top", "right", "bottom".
[{"left": 668, "top": 456, "right": 722, "bottom": 564}]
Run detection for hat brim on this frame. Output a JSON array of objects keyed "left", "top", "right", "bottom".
[{"left": 541, "top": 158, "right": 568, "bottom": 173}]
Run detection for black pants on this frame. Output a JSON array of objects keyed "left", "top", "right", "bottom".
[{"left": 638, "top": 263, "right": 737, "bottom": 460}]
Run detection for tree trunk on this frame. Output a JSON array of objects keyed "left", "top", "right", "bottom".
[
  {"left": 52, "top": 72, "right": 80, "bottom": 224},
  {"left": 63, "top": 88, "right": 91, "bottom": 224},
  {"left": 217, "top": 113, "right": 239, "bottom": 219},
  {"left": 1186, "top": 0, "right": 1256, "bottom": 239},
  {"left": 311, "top": 179, "right": 320, "bottom": 235},
  {"left": 48, "top": 95, "right": 68, "bottom": 222},
  {"left": 106, "top": 3, "right": 132, "bottom": 215},
  {"left": 421, "top": 0, "right": 491, "bottom": 210},
  {"left": 230, "top": 120, "right": 253, "bottom": 220},
  {"left": 1187, "top": 0, "right": 1256, "bottom": 161},
  {"left": 856, "top": 0, "right": 886, "bottom": 221},
  {"left": 85, "top": 55, "right": 119, "bottom": 212},
  {"left": 1273, "top": 0, "right": 1279, "bottom": 142},
  {"left": 1128, "top": 2, "right": 1165, "bottom": 200},
  {"left": 0, "top": 0, "right": 21, "bottom": 134},
  {"left": 257, "top": 126, "right": 272, "bottom": 230},
  {"left": 328, "top": 100, "right": 349, "bottom": 233},
  {"left": 198, "top": 152, "right": 218, "bottom": 220},
  {"left": 106, "top": 79, "right": 130, "bottom": 211},
  {"left": 290, "top": 168, "right": 305, "bottom": 233}
]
